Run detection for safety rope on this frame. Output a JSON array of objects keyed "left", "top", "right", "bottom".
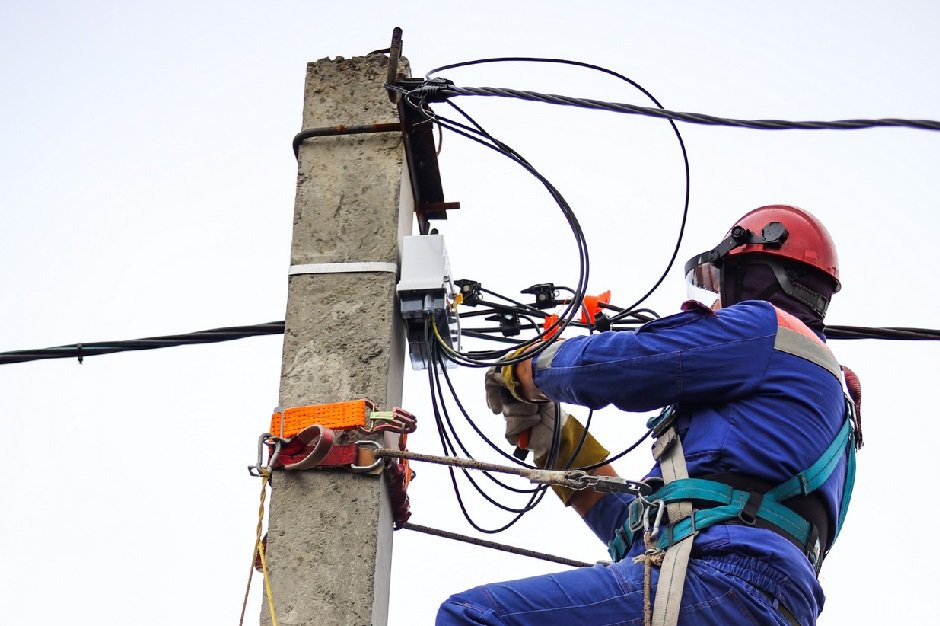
[
  {"left": 239, "top": 469, "right": 278, "bottom": 626},
  {"left": 400, "top": 522, "right": 594, "bottom": 568},
  {"left": 372, "top": 447, "right": 594, "bottom": 491},
  {"left": 633, "top": 533, "right": 665, "bottom": 626}
]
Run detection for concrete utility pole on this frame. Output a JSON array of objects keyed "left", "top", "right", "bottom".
[{"left": 263, "top": 53, "right": 412, "bottom": 626}]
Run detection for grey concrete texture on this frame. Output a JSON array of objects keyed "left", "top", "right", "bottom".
[
  {"left": 262, "top": 53, "right": 411, "bottom": 626},
  {"left": 291, "top": 54, "right": 412, "bottom": 267},
  {"left": 264, "top": 470, "right": 393, "bottom": 626},
  {"left": 279, "top": 274, "right": 400, "bottom": 409}
]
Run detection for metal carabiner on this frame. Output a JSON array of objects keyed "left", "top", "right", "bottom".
[
  {"left": 642, "top": 499, "right": 666, "bottom": 538},
  {"left": 563, "top": 470, "right": 593, "bottom": 490},
  {"left": 247, "top": 433, "right": 284, "bottom": 477}
]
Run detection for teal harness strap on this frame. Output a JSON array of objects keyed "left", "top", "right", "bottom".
[
  {"left": 608, "top": 403, "right": 858, "bottom": 566},
  {"left": 765, "top": 419, "right": 852, "bottom": 502}
]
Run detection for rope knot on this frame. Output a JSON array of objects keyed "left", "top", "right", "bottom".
[
  {"left": 632, "top": 532, "right": 665, "bottom": 568},
  {"left": 632, "top": 548, "right": 665, "bottom": 568}
]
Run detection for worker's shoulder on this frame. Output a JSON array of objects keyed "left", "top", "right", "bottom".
[{"left": 637, "top": 299, "right": 776, "bottom": 335}]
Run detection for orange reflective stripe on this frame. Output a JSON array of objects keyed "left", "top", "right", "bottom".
[
  {"left": 772, "top": 307, "right": 842, "bottom": 380},
  {"left": 774, "top": 307, "right": 824, "bottom": 345},
  {"left": 270, "top": 399, "right": 373, "bottom": 439}
]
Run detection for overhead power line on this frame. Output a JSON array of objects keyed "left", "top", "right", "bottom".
[
  {"left": 409, "top": 83, "right": 940, "bottom": 132},
  {"left": 0, "top": 322, "right": 285, "bottom": 365},
  {"left": 0, "top": 319, "right": 936, "bottom": 366}
]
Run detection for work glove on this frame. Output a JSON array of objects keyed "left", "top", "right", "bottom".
[
  {"left": 485, "top": 367, "right": 559, "bottom": 460},
  {"left": 485, "top": 368, "right": 610, "bottom": 505}
]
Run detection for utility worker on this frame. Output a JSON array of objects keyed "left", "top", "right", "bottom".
[{"left": 437, "top": 205, "right": 861, "bottom": 626}]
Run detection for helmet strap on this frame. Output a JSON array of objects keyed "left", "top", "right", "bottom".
[
  {"left": 720, "top": 257, "right": 831, "bottom": 320},
  {"left": 765, "top": 260, "right": 830, "bottom": 318}
]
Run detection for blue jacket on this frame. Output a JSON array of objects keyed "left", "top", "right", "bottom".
[{"left": 531, "top": 299, "right": 849, "bottom": 618}]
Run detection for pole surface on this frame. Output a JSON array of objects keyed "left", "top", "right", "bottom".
[{"left": 263, "top": 53, "right": 412, "bottom": 626}]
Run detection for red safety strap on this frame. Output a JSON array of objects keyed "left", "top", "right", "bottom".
[{"left": 277, "top": 424, "right": 336, "bottom": 470}]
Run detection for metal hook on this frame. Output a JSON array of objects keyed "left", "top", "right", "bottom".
[
  {"left": 642, "top": 499, "right": 666, "bottom": 538},
  {"left": 247, "top": 433, "right": 284, "bottom": 477}
]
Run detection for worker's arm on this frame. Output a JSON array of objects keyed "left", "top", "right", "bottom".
[
  {"left": 514, "top": 357, "right": 544, "bottom": 403},
  {"left": 516, "top": 302, "right": 779, "bottom": 411}
]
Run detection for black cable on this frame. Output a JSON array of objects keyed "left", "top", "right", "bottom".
[
  {"left": 437, "top": 360, "right": 536, "bottom": 469},
  {"left": 0, "top": 322, "right": 285, "bottom": 365},
  {"left": 419, "top": 56, "right": 692, "bottom": 320},
  {"left": 0, "top": 316, "right": 940, "bottom": 365},
  {"left": 400, "top": 522, "right": 593, "bottom": 568},
  {"left": 822, "top": 325, "right": 940, "bottom": 340},
  {"left": 2, "top": 319, "right": 936, "bottom": 367},
  {"left": 430, "top": 347, "right": 540, "bottom": 501},
  {"left": 580, "top": 427, "right": 654, "bottom": 472},
  {"left": 415, "top": 84, "right": 940, "bottom": 133},
  {"left": 425, "top": 324, "right": 548, "bottom": 532},
  {"left": 395, "top": 85, "right": 591, "bottom": 366}
]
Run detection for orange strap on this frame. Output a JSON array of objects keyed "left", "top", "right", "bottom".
[{"left": 270, "top": 399, "right": 373, "bottom": 439}]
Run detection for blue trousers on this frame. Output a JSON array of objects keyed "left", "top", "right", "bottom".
[{"left": 436, "top": 554, "right": 808, "bottom": 626}]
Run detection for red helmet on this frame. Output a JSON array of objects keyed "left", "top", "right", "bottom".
[
  {"left": 684, "top": 205, "right": 840, "bottom": 317},
  {"left": 727, "top": 205, "right": 839, "bottom": 289}
]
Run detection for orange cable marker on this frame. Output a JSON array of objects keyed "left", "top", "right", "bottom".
[
  {"left": 542, "top": 314, "right": 561, "bottom": 341},
  {"left": 580, "top": 290, "right": 611, "bottom": 325}
]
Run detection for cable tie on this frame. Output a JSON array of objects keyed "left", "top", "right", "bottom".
[{"left": 288, "top": 262, "right": 398, "bottom": 277}]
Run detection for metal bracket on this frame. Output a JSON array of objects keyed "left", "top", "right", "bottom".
[{"left": 384, "top": 27, "right": 460, "bottom": 235}]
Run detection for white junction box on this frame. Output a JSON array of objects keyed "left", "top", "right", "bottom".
[{"left": 396, "top": 234, "right": 460, "bottom": 369}]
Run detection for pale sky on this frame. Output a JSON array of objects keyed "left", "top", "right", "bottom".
[{"left": 2, "top": 2, "right": 938, "bottom": 624}]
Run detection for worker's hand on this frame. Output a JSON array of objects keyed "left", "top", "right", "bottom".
[
  {"left": 485, "top": 367, "right": 561, "bottom": 459},
  {"left": 485, "top": 368, "right": 610, "bottom": 506}
]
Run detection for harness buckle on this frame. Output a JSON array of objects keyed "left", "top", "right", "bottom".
[
  {"left": 646, "top": 405, "right": 678, "bottom": 437},
  {"left": 737, "top": 491, "right": 764, "bottom": 526}
]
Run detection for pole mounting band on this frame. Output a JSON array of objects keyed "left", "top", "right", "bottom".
[{"left": 288, "top": 262, "right": 398, "bottom": 276}]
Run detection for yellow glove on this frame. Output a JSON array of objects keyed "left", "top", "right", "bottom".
[
  {"left": 498, "top": 347, "right": 529, "bottom": 402},
  {"left": 535, "top": 416, "right": 609, "bottom": 506}
]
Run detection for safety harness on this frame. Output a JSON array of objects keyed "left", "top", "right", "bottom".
[{"left": 606, "top": 308, "right": 861, "bottom": 626}]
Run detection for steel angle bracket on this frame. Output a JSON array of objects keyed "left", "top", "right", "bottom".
[{"left": 385, "top": 27, "right": 459, "bottom": 235}]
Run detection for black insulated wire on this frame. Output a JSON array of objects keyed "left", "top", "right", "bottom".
[
  {"left": 417, "top": 55, "right": 692, "bottom": 320},
  {"left": 0, "top": 319, "right": 935, "bottom": 366},
  {"left": 397, "top": 83, "right": 591, "bottom": 367},
  {"left": 424, "top": 323, "right": 549, "bottom": 531},
  {"left": 415, "top": 84, "right": 940, "bottom": 132}
]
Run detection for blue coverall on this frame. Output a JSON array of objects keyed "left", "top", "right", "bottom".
[{"left": 437, "top": 300, "right": 849, "bottom": 626}]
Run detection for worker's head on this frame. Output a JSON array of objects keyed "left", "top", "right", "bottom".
[{"left": 684, "top": 205, "right": 839, "bottom": 330}]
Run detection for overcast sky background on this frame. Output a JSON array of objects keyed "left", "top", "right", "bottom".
[{"left": 2, "top": 2, "right": 938, "bottom": 624}]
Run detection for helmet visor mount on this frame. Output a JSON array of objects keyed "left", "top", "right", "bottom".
[{"left": 683, "top": 222, "right": 789, "bottom": 308}]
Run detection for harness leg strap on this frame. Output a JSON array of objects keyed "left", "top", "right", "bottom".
[
  {"left": 651, "top": 427, "right": 694, "bottom": 626},
  {"left": 652, "top": 538, "right": 694, "bottom": 626}
]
